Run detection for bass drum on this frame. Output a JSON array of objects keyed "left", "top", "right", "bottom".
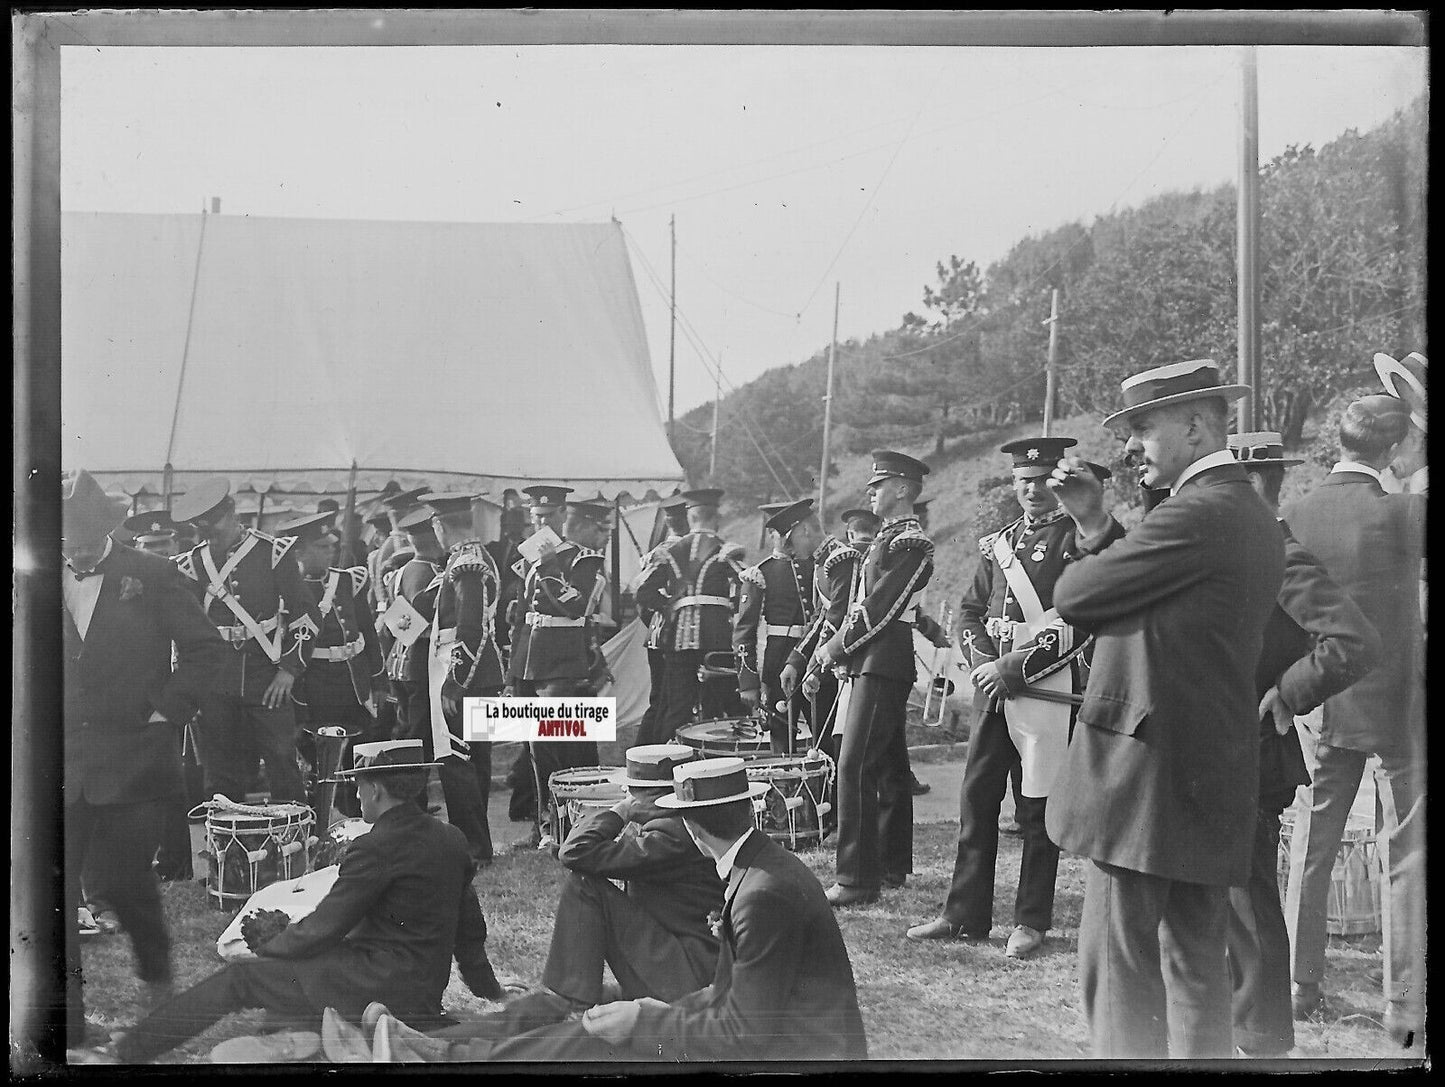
[{"left": 674, "top": 717, "right": 772, "bottom": 760}]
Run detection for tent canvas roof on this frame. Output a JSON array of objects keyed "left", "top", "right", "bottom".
[{"left": 61, "top": 212, "right": 685, "bottom": 499}]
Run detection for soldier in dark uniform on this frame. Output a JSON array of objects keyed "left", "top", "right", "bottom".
[
  {"left": 282, "top": 511, "right": 385, "bottom": 819},
  {"left": 811, "top": 452, "right": 934, "bottom": 907},
  {"left": 633, "top": 495, "right": 690, "bottom": 747},
  {"left": 634, "top": 488, "right": 747, "bottom": 744},
  {"left": 171, "top": 478, "right": 324, "bottom": 803},
  {"left": 906, "top": 437, "right": 1102, "bottom": 958},
  {"left": 424, "top": 493, "right": 508, "bottom": 867},
  {"left": 523, "top": 498, "right": 612, "bottom": 849},
  {"left": 385, "top": 506, "right": 447, "bottom": 747},
  {"left": 502, "top": 485, "right": 573, "bottom": 822},
  {"left": 733, "top": 498, "right": 821, "bottom": 753}
]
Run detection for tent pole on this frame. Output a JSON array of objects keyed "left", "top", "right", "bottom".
[
  {"left": 611, "top": 496, "right": 623, "bottom": 624},
  {"left": 162, "top": 462, "right": 174, "bottom": 511},
  {"left": 341, "top": 461, "right": 360, "bottom": 566},
  {"left": 163, "top": 204, "right": 210, "bottom": 488}
]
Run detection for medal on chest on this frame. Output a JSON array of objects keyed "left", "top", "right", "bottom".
[{"left": 1030, "top": 541, "right": 1048, "bottom": 563}]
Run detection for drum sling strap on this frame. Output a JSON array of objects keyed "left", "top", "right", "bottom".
[{"left": 201, "top": 537, "right": 286, "bottom": 665}]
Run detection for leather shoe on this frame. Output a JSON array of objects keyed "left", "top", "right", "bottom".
[
  {"left": 1291, "top": 982, "right": 1324, "bottom": 1020},
  {"left": 906, "top": 917, "right": 988, "bottom": 942},
  {"left": 374, "top": 1014, "right": 449, "bottom": 1062},
  {"left": 321, "top": 1007, "right": 371, "bottom": 1062},
  {"left": 1005, "top": 925, "right": 1045, "bottom": 959},
  {"left": 210, "top": 1030, "right": 321, "bottom": 1064},
  {"left": 910, "top": 775, "right": 931, "bottom": 796},
  {"left": 825, "top": 883, "right": 880, "bottom": 908},
  {"left": 1383, "top": 1004, "right": 1422, "bottom": 1049}
]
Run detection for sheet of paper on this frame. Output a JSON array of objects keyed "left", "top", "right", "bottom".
[
  {"left": 382, "top": 594, "right": 427, "bottom": 646},
  {"left": 516, "top": 524, "right": 563, "bottom": 564}
]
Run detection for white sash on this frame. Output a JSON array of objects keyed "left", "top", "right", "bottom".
[
  {"left": 427, "top": 602, "right": 467, "bottom": 761},
  {"left": 989, "top": 531, "right": 1069, "bottom": 798},
  {"left": 200, "top": 538, "right": 285, "bottom": 664}
]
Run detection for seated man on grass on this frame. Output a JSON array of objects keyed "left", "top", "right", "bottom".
[
  {"left": 78, "top": 741, "right": 507, "bottom": 1064},
  {"left": 323, "top": 756, "right": 869, "bottom": 1063}
]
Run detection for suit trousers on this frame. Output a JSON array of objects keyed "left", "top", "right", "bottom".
[
  {"left": 194, "top": 660, "right": 305, "bottom": 803},
  {"left": 835, "top": 675, "right": 913, "bottom": 891},
  {"left": 1227, "top": 808, "right": 1294, "bottom": 1056},
  {"left": 655, "top": 649, "right": 737, "bottom": 746},
  {"left": 65, "top": 798, "right": 172, "bottom": 1044},
  {"left": 942, "top": 708, "right": 1060, "bottom": 933},
  {"left": 1079, "top": 860, "right": 1232, "bottom": 1058},
  {"left": 115, "top": 958, "right": 322, "bottom": 1063},
  {"left": 1283, "top": 737, "right": 1425, "bottom": 1017},
  {"left": 443, "top": 1018, "right": 656, "bottom": 1062}
]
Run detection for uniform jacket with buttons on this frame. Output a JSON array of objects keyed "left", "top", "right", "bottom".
[
  {"left": 957, "top": 509, "right": 1093, "bottom": 711},
  {"left": 296, "top": 566, "right": 384, "bottom": 712},
  {"left": 64, "top": 544, "right": 227, "bottom": 805},
  {"left": 635, "top": 532, "right": 746, "bottom": 654},
  {"left": 733, "top": 552, "right": 815, "bottom": 695},
  {"left": 511, "top": 541, "right": 607, "bottom": 683},
  {"left": 789, "top": 539, "right": 858, "bottom": 672},
  {"left": 435, "top": 540, "right": 506, "bottom": 698},
  {"left": 822, "top": 516, "right": 933, "bottom": 682},
  {"left": 384, "top": 555, "right": 442, "bottom": 684}
]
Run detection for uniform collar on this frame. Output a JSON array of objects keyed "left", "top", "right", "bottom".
[
  {"left": 1021, "top": 507, "right": 1066, "bottom": 531},
  {"left": 770, "top": 548, "right": 792, "bottom": 561},
  {"left": 879, "top": 515, "right": 919, "bottom": 531},
  {"left": 1330, "top": 460, "right": 1383, "bottom": 484},
  {"left": 1170, "top": 448, "right": 1237, "bottom": 495},
  {"left": 447, "top": 537, "right": 484, "bottom": 553}
]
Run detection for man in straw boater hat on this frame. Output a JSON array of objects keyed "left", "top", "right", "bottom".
[
  {"left": 635, "top": 488, "right": 748, "bottom": 745},
  {"left": 1040, "top": 358, "right": 1285, "bottom": 1058},
  {"left": 1279, "top": 394, "right": 1427, "bottom": 1049},
  {"left": 417, "top": 492, "right": 507, "bottom": 867},
  {"left": 279, "top": 510, "right": 385, "bottom": 819},
  {"left": 733, "top": 497, "right": 822, "bottom": 753},
  {"left": 170, "top": 477, "right": 326, "bottom": 804},
  {"left": 907, "top": 437, "right": 1107, "bottom": 961},
  {"left": 60, "top": 470, "right": 226, "bottom": 1054},
  {"left": 74, "top": 740, "right": 508, "bottom": 1065},
  {"left": 355, "top": 756, "right": 867, "bottom": 1063},
  {"left": 1372, "top": 350, "right": 1427, "bottom": 496},
  {"left": 1221, "top": 432, "right": 1382, "bottom": 1058},
  {"left": 330, "top": 744, "right": 725, "bottom": 1058},
  {"left": 809, "top": 451, "right": 934, "bottom": 908}
]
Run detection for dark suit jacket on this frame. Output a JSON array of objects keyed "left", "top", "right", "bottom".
[
  {"left": 1255, "top": 522, "right": 1382, "bottom": 812},
  {"left": 257, "top": 803, "right": 495, "bottom": 1019},
  {"left": 63, "top": 543, "right": 226, "bottom": 806},
  {"left": 633, "top": 830, "right": 868, "bottom": 1061},
  {"left": 1046, "top": 463, "right": 1284, "bottom": 887},
  {"left": 1282, "top": 471, "right": 1426, "bottom": 755},
  {"left": 558, "top": 809, "right": 724, "bottom": 988}
]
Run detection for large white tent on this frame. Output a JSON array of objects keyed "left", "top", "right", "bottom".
[{"left": 61, "top": 211, "right": 685, "bottom": 501}]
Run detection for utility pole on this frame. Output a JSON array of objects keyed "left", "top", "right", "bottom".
[
  {"left": 668, "top": 214, "right": 677, "bottom": 444},
  {"left": 817, "top": 283, "right": 840, "bottom": 525},
  {"left": 709, "top": 356, "right": 721, "bottom": 478},
  {"left": 1237, "top": 46, "right": 1261, "bottom": 432},
  {"left": 1042, "top": 287, "right": 1061, "bottom": 436}
]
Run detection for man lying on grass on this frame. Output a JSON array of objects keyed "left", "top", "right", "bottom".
[{"left": 74, "top": 741, "right": 508, "bottom": 1065}]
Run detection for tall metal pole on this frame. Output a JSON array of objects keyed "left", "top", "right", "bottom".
[
  {"left": 709, "top": 357, "right": 721, "bottom": 478},
  {"left": 1042, "top": 288, "right": 1061, "bottom": 436},
  {"left": 1237, "top": 47, "right": 1261, "bottom": 432},
  {"left": 668, "top": 214, "right": 677, "bottom": 444},
  {"left": 163, "top": 201, "right": 212, "bottom": 508},
  {"left": 818, "top": 283, "right": 840, "bottom": 524}
]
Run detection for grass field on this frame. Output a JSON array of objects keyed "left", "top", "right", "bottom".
[{"left": 80, "top": 816, "right": 1413, "bottom": 1065}]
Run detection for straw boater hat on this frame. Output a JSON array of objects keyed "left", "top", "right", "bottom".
[
  {"left": 613, "top": 744, "right": 698, "bottom": 790},
  {"left": 1227, "top": 431, "right": 1304, "bottom": 469},
  {"left": 62, "top": 469, "right": 129, "bottom": 543},
  {"left": 1101, "top": 359, "right": 1250, "bottom": 429},
  {"left": 330, "top": 739, "right": 440, "bottom": 780},
  {"left": 1372, "top": 351, "right": 1427, "bottom": 432},
  {"left": 655, "top": 756, "right": 769, "bottom": 809}
]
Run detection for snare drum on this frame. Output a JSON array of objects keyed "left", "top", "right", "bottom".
[
  {"left": 547, "top": 767, "right": 625, "bottom": 846},
  {"left": 675, "top": 718, "right": 772, "bottom": 760},
  {"left": 1278, "top": 813, "right": 1382, "bottom": 936},
  {"left": 192, "top": 800, "right": 316, "bottom": 910},
  {"left": 312, "top": 817, "right": 372, "bottom": 870},
  {"left": 745, "top": 754, "right": 835, "bottom": 851}
]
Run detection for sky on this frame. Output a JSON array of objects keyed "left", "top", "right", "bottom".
[{"left": 61, "top": 38, "right": 1427, "bottom": 417}]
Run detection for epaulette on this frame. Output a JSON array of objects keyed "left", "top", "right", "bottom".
[
  {"left": 719, "top": 540, "right": 746, "bottom": 561},
  {"left": 445, "top": 540, "right": 492, "bottom": 580},
  {"left": 334, "top": 566, "right": 369, "bottom": 595},
  {"left": 173, "top": 548, "right": 200, "bottom": 581},
  {"left": 978, "top": 515, "right": 1022, "bottom": 558},
  {"left": 267, "top": 533, "right": 298, "bottom": 568},
  {"left": 739, "top": 564, "right": 766, "bottom": 588},
  {"left": 889, "top": 527, "right": 934, "bottom": 556},
  {"left": 822, "top": 545, "right": 861, "bottom": 577}
]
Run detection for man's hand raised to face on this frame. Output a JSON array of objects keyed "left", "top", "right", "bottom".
[{"left": 1047, "top": 455, "right": 1110, "bottom": 538}]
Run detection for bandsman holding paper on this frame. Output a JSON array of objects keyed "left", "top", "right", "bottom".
[
  {"left": 422, "top": 492, "right": 507, "bottom": 867},
  {"left": 907, "top": 437, "right": 1103, "bottom": 960},
  {"left": 171, "top": 477, "right": 325, "bottom": 803}
]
